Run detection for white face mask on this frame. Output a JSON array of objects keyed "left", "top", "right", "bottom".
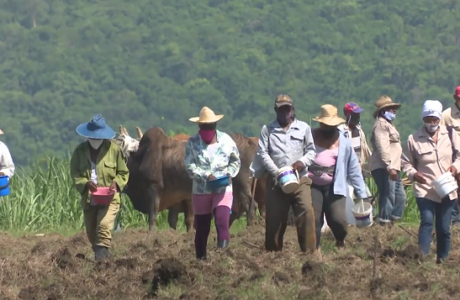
[
  {"left": 424, "top": 123, "right": 439, "bottom": 133},
  {"left": 88, "top": 139, "right": 103, "bottom": 149}
]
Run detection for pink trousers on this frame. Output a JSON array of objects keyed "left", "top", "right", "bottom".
[{"left": 192, "top": 191, "right": 233, "bottom": 215}]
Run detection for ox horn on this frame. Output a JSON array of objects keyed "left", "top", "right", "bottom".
[
  {"left": 136, "top": 127, "right": 143, "bottom": 139},
  {"left": 123, "top": 126, "right": 130, "bottom": 136}
]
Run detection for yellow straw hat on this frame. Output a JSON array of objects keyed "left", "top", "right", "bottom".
[
  {"left": 189, "top": 106, "right": 224, "bottom": 123},
  {"left": 313, "top": 104, "right": 346, "bottom": 126}
]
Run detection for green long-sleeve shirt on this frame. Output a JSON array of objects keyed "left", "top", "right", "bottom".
[{"left": 70, "top": 140, "right": 129, "bottom": 208}]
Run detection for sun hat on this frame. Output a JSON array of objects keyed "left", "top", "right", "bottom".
[
  {"left": 274, "top": 95, "right": 293, "bottom": 107},
  {"left": 344, "top": 102, "right": 364, "bottom": 115},
  {"left": 189, "top": 107, "right": 224, "bottom": 123},
  {"left": 313, "top": 104, "right": 346, "bottom": 126},
  {"left": 373, "top": 95, "right": 401, "bottom": 118},
  {"left": 76, "top": 114, "right": 116, "bottom": 139}
]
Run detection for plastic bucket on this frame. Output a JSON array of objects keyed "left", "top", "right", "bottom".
[
  {"left": 277, "top": 166, "right": 299, "bottom": 194},
  {"left": 90, "top": 187, "right": 115, "bottom": 205},
  {"left": 352, "top": 200, "right": 373, "bottom": 228},
  {"left": 0, "top": 175, "right": 10, "bottom": 197},
  {"left": 433, "top": 172, "right": 458, "bottom": 199}
]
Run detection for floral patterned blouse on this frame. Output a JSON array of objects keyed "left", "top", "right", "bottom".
[{"left": 184, "top": 130, "right": 241, "bottom": 194}]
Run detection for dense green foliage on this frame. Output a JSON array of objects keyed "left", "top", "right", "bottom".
[
  {"left": 1, "top": 0, "right": 460, "bottom": 165},
  {"left": 0, "top": 157, "right": 418, "bottom": 233}
]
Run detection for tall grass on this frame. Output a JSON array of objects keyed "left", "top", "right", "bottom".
[{"left": 0, "top": 157, "right": 419, "bottom": 233}]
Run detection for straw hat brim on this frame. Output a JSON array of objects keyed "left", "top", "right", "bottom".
[
  {"left": 313, "top": 116, "right": 346, "bottom": 126},
  {"left": 189, "top": 115, "right": 224, "bottom": 123},
  {"left": 373, "top": 103, "right": 401, "bottom": 118}
]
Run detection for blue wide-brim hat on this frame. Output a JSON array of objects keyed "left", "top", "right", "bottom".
[{"left": 76, "top": 114, "right": 115, "bottom": 139}]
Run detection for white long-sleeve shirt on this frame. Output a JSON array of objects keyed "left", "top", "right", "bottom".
[{"left": 0, "top": 141, "right": 14, "bottom": 178}]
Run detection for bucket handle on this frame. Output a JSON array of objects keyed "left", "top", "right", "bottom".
[{"left": 295, "top": 169, "right": 299, "bottom": 180}]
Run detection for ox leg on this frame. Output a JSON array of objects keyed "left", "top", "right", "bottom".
[
  {"left": 167, "top": 207, "right": 179, "bottom": 230},
  {"left": 147, "top": 186, "right": 160, "bottom": 232},
  {"left": 183, "top": 199, "right": 194, "bottom": 233},
  {"left": 246, "top": 198, "right": 256, "bottom": 226}
]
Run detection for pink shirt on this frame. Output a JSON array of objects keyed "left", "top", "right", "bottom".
[{"left": 307, "top": 146, "right": 338, "bottom": 186}]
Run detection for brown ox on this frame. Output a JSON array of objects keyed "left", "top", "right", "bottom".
[{"left": 122, "top": 127, "right": 258, "bottom": 232}]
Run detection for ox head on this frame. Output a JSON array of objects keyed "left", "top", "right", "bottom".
[{"left": 114, "top": 125, "right": 143, "bottom": 159}]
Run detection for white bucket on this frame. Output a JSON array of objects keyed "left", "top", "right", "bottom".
[
  {"left": 352, "top": 200, "right": 373, "bottom": 228},
  {"left": 277, "top": 166, "right": 299, "bottom": 194},
  {"left": 433, "top": 172, "right": 458, "bottom": 199}
]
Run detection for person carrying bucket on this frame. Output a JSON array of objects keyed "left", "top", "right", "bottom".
[
  {"left": 70, "top": 114, "right": 129, "bottom": 262},
  {"left": 184, "top": 106, "right": 241, "bottom": 260},
  {"left": 440, "top": 86, "right": 460, "bottom": 227},
  {"left": 308, "top": 104, "right": 368, "bottom": 250},
  {"left": 253, "top": 95, "right": 317, "bottom": 253},
  {"left": 370, "top": 96, "right": 407, "bottom": 226},
  {"left": 338, "top": 102, "right": 374, "bottom": 226},
  {"left": 402, "top": 100, "right": 460, "bottom": 264}
]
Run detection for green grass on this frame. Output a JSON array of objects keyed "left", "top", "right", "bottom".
[{"left": 0, "top": 157, "right": 419, "bottom": 233}]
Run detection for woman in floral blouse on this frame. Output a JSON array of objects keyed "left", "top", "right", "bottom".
[{"left": 184, "top": 106, "right": 241, "bottom": 260}]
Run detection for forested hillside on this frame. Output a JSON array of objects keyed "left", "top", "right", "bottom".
[{"left": 1, "top": 0, "right": 460, "bottom": 165}]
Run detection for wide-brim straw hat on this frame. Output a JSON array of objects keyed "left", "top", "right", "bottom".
[
  {"left": 189, "top": 106, "right": 224, "bottom": 123},
  {"left": 373, "top": 95, "right": 401, "bottom": 118},
  {"left": 313, "top": 104, "right": 346, "bottom": 126}
]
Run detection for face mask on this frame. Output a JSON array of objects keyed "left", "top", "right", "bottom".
[
  {"left": 425, "top": 123, "right": 439, "bottom": 133},
  {"left": 383, "top": 111, "right": 396, "bottom": 121},
  {"left": 88, "top": 139, "right": 103, "bottom": 149},
  {"left": 321, "top": 128, "right": 336, "bottom": 139},
  {"left": 199, "top": 129, "right": 215, "bottom": 144}
]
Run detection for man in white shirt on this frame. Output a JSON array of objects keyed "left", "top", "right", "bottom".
[{"left": 0, "top": 129, "right": 15, "bottom": 179}]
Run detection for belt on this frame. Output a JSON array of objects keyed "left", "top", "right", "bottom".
[{"left": 309, "top": 163, "right": 335, "bottom": 177}]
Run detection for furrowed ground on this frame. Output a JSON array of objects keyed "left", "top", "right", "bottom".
[
  {"left": 1, "top": 222, "right": 460, "bottom": 300},
  {"left": 0, "top": 158, "right": 452, "bottom": 300}
]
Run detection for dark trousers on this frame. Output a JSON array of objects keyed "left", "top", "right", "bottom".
[
  {"left": 451, "top": 199, "right": 460, "bottom": 224},
  {"left": 194, "top": 206, "right": 231, "bottom": 259},
  {"left": 371, "top": 168, "right": 407, "bottom": 223},
  {"left": 416, "top": 197, "right": 455, "bottom": 260},
  {"left": 311, "top": 184, "right": 347, "bottom": 248},
  {"left": 265, "top": 176, "right": 316, "bottom": 253}
]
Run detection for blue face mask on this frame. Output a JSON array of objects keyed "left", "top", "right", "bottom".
[{"left": 383, "top": 111, "right": 396, "bottom": 121}]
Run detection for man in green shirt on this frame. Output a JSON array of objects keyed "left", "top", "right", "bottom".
[{"left": 70, "top": 114, "right": 129, "bottom": 262}]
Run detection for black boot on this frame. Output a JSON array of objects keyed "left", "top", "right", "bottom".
[
  {"left": 217, "top": 240, "right": 229, "bottom": 248},
  {"left": 94, "top": 246, "right": 110, "bottom": 262},
  {"left": 196, "top": 249, "right": 207, "bottom": 260}
]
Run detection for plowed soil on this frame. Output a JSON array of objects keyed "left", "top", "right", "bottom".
[{"left": 1, "top": 224, "right": 460, "bottom": 300}]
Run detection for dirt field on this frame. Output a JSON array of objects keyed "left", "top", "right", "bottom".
[{"left": 1, "top": 223, "right": 460, "bottom": 300}]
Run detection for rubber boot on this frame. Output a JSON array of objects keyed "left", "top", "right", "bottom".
[
  {"left": 94, "top": 246, "right": 110, "bottom": 262},
  {"left": 217, "top": 240, "right": 229, "bottom": 248},
  {"left": 196, "top": 249, "right": 207, "bottom": 260}
]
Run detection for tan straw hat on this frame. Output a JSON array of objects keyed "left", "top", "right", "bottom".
[
  {"left": 189, "top": 106, "right": 224, "bottom": 123},
  {"left": 313, "top": 104, "right": 346, "bottom": 126},
  {"left": 0, "top": 129, "right": 3, "bottom": 135},
  {"left": 373, "top": 95, "right": 401, "bottom": 118}
]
